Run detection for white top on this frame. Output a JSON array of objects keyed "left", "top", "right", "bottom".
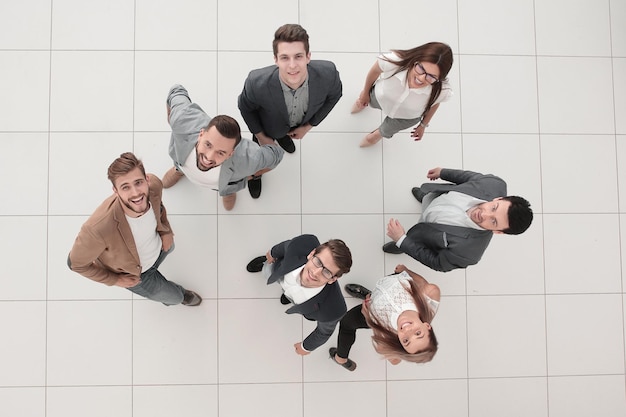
[
  {"left": 179, "top": 148, "right": 221, "bottom": 189},
  {"left": 374, "top": 52, "right": 453, "bottom": 119},
  {"left": 125, "top": 206, "right": 162, "bottom": 273},
  {"left": 369, "top": 271, "right": 439, "bottom": 331},
  {"left": 421, "top": 191, "right": 485, "bottom": 230},
  {"left": 279, "top": 266, "right": 324, "bottom": 304}
]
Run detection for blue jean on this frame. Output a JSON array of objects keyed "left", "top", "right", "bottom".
[{"left": 128, "top": 245, "right": 185, "bottom": 305}]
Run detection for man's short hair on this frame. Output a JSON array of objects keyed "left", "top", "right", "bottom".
[
  {"left": 501, "top": 196, "right": 533, "bottom": 235},
  {"left": 204, "top": 115, "right": 242, "bottom": 147},
  {"left": 314, "top": 239, "right": 352, "bottom": 278},
  {"left": 272, "top": 24, "right": 310, "bottom": 57},
  {"left": 107, "top": 152, "right": 146, "bottom": 187}
]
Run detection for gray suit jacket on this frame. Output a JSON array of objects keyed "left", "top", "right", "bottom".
[
  {"left": 167, "top": 85, "right": 284, "bottom": 196},
  {"left": 237, "top": 61, "right": 342, "bottom": 138},
  {"left": 400, "top": 168, "right": 507, "bottom": 272},
  {"left": 268, "top": 234, "right": 347, "bottom": 352}
]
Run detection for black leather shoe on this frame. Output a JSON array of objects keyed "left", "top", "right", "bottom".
[
  {"left": 329, "top": 347, "right": 356, "bottom": 371},
  {"left": 182, "top": 290, "right": 202, "bottom": 306},
  {"left": 412, "top": 187, "right": 426, "bottom": 202},
  {"left": 280, "top": 294, "right": 291, "bottom": 305},
  {"left": 246, "top": 256, "right": 266, "bottom": 272},
  {"left": 344, "top": 284, "right": 372, "bottom": 300},
  {"left": 382, "top": 241, "right": 403, "bottom": 254},
  {"left": 277, "top": 135, "right": 296, "bottom": 153},
  {"left": 248, "top": 176, "right": 262, "bottom": 199}
]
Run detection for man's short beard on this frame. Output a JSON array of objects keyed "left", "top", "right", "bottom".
[{"left": 195, "top": 145, "right": 215, "bottom": 172}]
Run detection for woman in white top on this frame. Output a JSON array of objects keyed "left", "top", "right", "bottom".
[
  {"left": 329, "top": 264, "right": 440, "bottom": 371},
  {"left": 352, "top": 42, "right": 453, "bottom": 147}
]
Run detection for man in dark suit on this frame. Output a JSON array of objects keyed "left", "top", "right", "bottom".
[
  {"left": 238, "top": 23, "right": 342, "bottom": 197},
  {"left": 246, "top": 234, "right": 352, "bottom": 356},
  {"left": 384, "top": 167, "right": 533, "bottom": 272}
]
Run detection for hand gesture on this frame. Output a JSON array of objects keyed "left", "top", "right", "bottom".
[
  {"left": 161, "top": 233, "right": 174, "bottom": 251},
  {"left": 115, "top": 273, "right": 140, "bottom": 288},
  {"left": 386, "top": 218, "right": 406, "bottom": 241},
  {"left": 394, "top": 264, "right": 408, "bottom": 274},
  {"left": 410, "top": 124, "right": 426, "bottom": 141},
  {"left": 287, "top": 124, "right": 312, "bottom": 140},
  {"left": 426, "top": 167, "right": 442, "bottom": 180}
]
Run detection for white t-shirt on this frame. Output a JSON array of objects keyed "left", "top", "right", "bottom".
[
  {"left": 374, "top": 52, "right": 453, "bottom": 119},
  {"left": 125, "top": 207, "right": 162, "bottom": 273},
  {"left": 179, "top": 148, "right": 221, "bottom": 190},
  {"left": 279, "top": 265, "right": 325, "bottom": 304}
]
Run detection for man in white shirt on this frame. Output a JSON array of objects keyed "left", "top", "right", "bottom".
[
  {"left": 246, "top": 234, "right": 352, "bottom": 355},
  {"left": 384, "top": 167, "right": 533, "bottom": 272},
  {"left": 68, "top": 152, "right": 201, "bottom": 306}
]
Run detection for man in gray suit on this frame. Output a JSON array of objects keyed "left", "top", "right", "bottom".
[
  {"left": 384, "top": 167, "right": 533, "bottom": 272},
  {"left": 162, "top": 84, "right": 284, "bottom": 210},
  {"left": 238, "top": 23, "right": 342, "bottom": 198}
]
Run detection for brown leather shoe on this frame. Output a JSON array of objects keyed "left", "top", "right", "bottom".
[
  {"left": 162, "top": 167, "right": 184, "bottom": 188},
  {"left": 222, "top": 193, "right": 236, "bottom": 211}
]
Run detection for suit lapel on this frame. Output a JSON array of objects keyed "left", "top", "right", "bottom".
[
  {"left": 269, "top": 70, "right": 290, "bottom": 126},
  {"left": 303, "top": 65, "right": 320, "bottom": 121}
]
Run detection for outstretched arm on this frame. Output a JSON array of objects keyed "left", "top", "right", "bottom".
[
  {"left": 166, "top": 84, "right": 192, "bottom": 127},
  {"left": 394, "top": 264, "right": 440, "bottom": 302},
  {"left": 301, "top": 319, "right": 340, "bottom": 352}
]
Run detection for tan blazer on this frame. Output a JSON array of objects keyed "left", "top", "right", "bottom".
[{"left": 68, "top": 174, "right": 173, "bottom": 286}]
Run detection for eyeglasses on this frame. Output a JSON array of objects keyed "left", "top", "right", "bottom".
[
  {"left": 311, "top": 255, "right": 336, "bottom": 280},
  {"left": 413, "top": 62, "right": 439, "bottom": 84}
]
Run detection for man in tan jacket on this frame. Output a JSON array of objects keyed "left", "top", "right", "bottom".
[{"left": 68, "top": 152, "right": 201, "bottom": 306}]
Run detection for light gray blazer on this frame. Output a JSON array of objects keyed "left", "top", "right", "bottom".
[{"left": 167, "top": 85, "right": 284, "bottom": 196}]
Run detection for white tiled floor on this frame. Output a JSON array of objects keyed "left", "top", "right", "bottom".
[{"left": 1, "top": 0, "right": 625, "bottom": 416}]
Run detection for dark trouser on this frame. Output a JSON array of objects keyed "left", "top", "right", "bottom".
[{"left": 336, "top": 304, "right": 370, "bottom": 359}]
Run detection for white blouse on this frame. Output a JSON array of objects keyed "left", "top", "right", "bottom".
[
  {"left": 374, "top": 52, "right": 453, "bottom": 119},
  {"left": 368, "top": 271, "right": 439, "bottom": 331}
]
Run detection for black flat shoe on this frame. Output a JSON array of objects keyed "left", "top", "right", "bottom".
[
  {"left": 329, "top": 347, "right": 356, "bottom": 371},
  {"left": 248, "top": 176, "right": 262, "bottom": 199},
  {"left": 344, "top": 283, "right": 371, "bottom": 300},
  {"left": 246, "top": 256, "right": 266, "bottom": 272},
  {"left": 277, "top": 135, "right": 296, "bottom": 153},
  {"left": 382, "top": 241, "right": 403, "bottom": 254},
  {"left": 280, "top": 294, "right": 291, "bottom": 305}
]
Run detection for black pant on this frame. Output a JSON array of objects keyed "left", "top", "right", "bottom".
[{"left": 336, "top": 304, "right": 370, "bottom": 359}]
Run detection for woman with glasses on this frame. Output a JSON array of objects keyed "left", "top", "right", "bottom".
[
  {"left": 352, "top": 42, "right": 453, "bottom": 147},
  {"left": 329, "top": 264, "right": 440, "bottom": 371}
]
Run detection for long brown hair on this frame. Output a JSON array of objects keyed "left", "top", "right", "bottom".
[
  {"left": 381, "top": 42, "right": 453, "bottom": 119},
  {"left": 364, "top": 278, "right": 438, "bottom": 363}
]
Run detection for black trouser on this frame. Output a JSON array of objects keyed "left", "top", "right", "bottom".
[{"left": 336, "top": 304, "right": 370, "bottom": 359}]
